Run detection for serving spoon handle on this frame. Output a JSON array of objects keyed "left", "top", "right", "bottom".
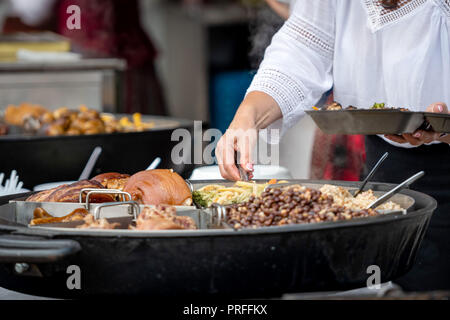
[
  {"left": 354, "top": 152, "right": 389, "bottom": 197},
  {"left": 368, "top": 171, "right": 425, "bottom": 209}
]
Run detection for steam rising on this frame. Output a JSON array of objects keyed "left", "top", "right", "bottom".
[{"left": 248, "top": 6, "right": 284, "bottom": 69}]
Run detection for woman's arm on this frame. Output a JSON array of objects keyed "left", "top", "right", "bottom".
[{"left": 216, "top": 0, "right": 337, "bottom": 180}]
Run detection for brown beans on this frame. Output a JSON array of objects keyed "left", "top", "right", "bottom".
[{"left": 226, "top": 186, "right": 380, "bottom": 230}]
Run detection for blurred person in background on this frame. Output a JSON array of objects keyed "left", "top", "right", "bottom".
[{"left": 5, "top": 0, "right": 166, "bottom": 115}]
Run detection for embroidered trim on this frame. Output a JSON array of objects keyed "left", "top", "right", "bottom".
[
  {"left": 282, "top": 15, "right": 334, "bottom": 60},
  {"left": 364, "top": 0, "right": 428, "bottom": 32},
  {"left": 433, "top": 0, "right": 450, "bottom": 17},
  {"left": 248, "top": 68, "right": 306, "bottom": 116}
]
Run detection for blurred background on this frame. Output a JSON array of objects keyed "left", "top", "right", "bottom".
[{"left": 0, "top": 0, "right": 365, "bottom": 189}]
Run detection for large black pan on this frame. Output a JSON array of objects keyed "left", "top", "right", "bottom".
[
  {"left": 0, "top": 180, "right": 436, "bottom": 298},
  {"left": 0, "top": 115, "right": 195, "bottom": 188}
]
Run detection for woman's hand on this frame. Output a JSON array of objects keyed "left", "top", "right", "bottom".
[
  {"left": 215, "top": 92, "right": 282, "bottom": 181},
  {"left": 384, "top": 102, "right": 449, "bottom": 146}
]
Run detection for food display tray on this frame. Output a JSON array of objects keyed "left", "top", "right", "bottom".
[
  {"left": 0, "top": 180, "right": 436, "bottom": 298},
  {"left": 0, "top": 180, "right": 437, "bottom": 297},
  {"left": 0, "top": 114, "right": 195, "bottom": 187},
  {"left": 305, "top": 109, "right": 450, "bottom": 135},
  {"left": 189, "top": 180, "right": 416, "bottom": 211},
  {"left": 423, "top": 112, "right": 450, "bottom": 133}
]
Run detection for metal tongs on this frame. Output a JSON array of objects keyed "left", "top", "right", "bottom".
[
  {"left": 235, "top": 151, "right": 249, "bottom": 182},
  {"left": 367, "top": 171, "right": 425, "bottom": 209},
  {"left": 354, "top": 152, "right": 389, "bottom": 197}
]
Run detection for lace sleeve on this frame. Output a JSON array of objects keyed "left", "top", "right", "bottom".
[{"left": 247, "top": 0, "right": 336, "bottom": 139}]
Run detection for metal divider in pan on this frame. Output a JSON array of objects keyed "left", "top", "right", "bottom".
[
  {"left": 12, "top": 189, "right": 134, "bottom": 225},
  {"left": 21, "top": 188, "right": 219, "bottom": 231},
  {"left": 31, "top": 201, "right": 137, "bottom": 230},
  {"left": 31, "top": 207, "right": 218, "bottom": 231}
]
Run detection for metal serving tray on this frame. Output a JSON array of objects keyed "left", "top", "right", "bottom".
[
  {"left": 424, "top": 112, "right": 450, "bottom": 133},
  {"left": 305, "top": 109, "right": 426, "bottom": 135},
  {"left": 4, "top": 200, "right": 218, "bottom": 231},
  {"left": 189, "top": 180, "right": 415, "bottom": 211},
  {"left": 11, "top": 201, "right": 208, "bottom": 226},
  {"left": 0, "top": 114, "right": 195, "bottom": 187},
  {"left": 5, "top": 180, "right": 415, "bottom": 234},
  {"left": 0, "top": 182, "right": 437, "bottom": 297},
  {"left": 7, "top": 188, "right": 218, "bottom": 230}
]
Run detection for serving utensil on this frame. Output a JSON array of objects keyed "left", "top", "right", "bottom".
[
  {"left": 368, "top": 171, "right": 425, "bottom": 209},
  {"left": 0, "top": 170, "right": 25, "bottom": 196},
  {"left": 354, "top": 152, "right": 389, "bottom": 197},
  {"left": 146, "top": 157, "right": 161, "bottom": 170},
  {"left": 234, "top": 151, "right": 249, "bottom": 182},
  {"left": 78, "top": 146, "right": 102, "bottom": 181}
]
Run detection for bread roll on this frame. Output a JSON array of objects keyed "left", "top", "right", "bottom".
[{"left": 124, "top": 169, "right": 192, "bottom": 206}]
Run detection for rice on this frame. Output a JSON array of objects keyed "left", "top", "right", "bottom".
[{"left": 319, "top": 185, "right": 402, "bottom": 211}]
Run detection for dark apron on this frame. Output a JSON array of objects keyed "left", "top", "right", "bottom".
[{"left": 365, "top": 135, "right": 450, "bottom": 291}]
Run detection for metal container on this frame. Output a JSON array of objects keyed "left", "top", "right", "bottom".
[
  {"left": 0, "top": 58, "right": 126, "bottom": 113},
  {"left": 190, "top": 180, "right": 416, "bottom": 211},
  {"left": 424, "top": 112, "right": 450, "bottom": 133},
  {"left": 0, "top": 180, "right": 436, "bottom": 298},
  {"left": 0, "top": 115, "right": 195, "bottom": 187},
  {"left": 305, "top": 110, "right": 426, "bottom": 135}
]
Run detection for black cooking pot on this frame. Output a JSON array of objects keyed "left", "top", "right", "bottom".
[
  {"left": 0, "top": 115, "right": 195, "bottom": 188},
  {"left": 0, "top": 180, "right": 436, "bottom": 298}
]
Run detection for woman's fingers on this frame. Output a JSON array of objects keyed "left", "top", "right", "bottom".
[
  {"left": 402, "top": 102, "right": 448, "bottom": 146},
  {"left": 216, "top": 127, "right": 258, "bottom": 181},
  {"left": 385, "top": 130, "right": 440, "bottom": 146},
  {"left": 216, "top": 136, "right": 239, "bottom": 180},
  {"left": 216, "top": 134, "right": 240, "bottom": 181},
  {"left": 412, "top": 130, "right": 440, "bottom": 144},
  {"left": 402, "top": 133, "right": 424, "bottom": 146},
  {"left": 426, "top": 102, "right": 448, "bottom": 113},
  {"left": 237, "top": 129, "right": 257, "bottom": 174},
  {"left": 384, "top": 134, "right": 408, "bottom": 144}
]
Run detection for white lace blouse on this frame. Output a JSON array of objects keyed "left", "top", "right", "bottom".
[{"left": 248, "top": 0, "right": 450, "bottom": 147}]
